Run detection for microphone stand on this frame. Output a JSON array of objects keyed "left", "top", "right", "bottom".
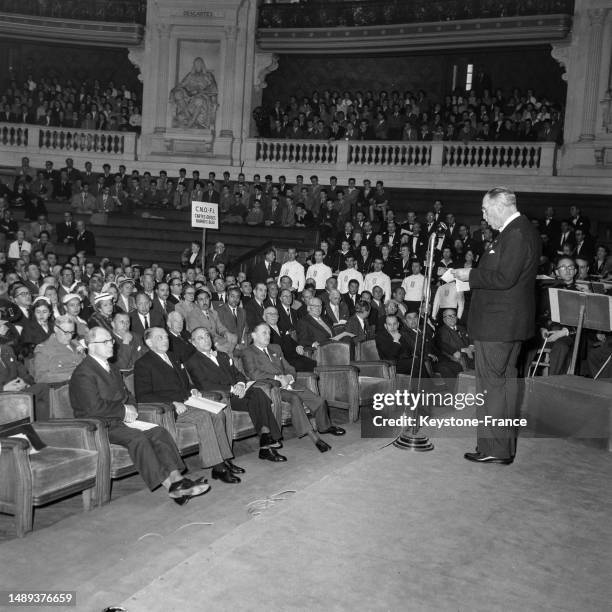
[{"left": 393, "top": 229, "right": 439, "bottom": 451}]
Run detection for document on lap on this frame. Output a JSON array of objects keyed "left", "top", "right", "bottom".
[
  {"left": 184, "top": 395, "right": 228, "bottom": 414},
  {"left": 124, "top": 419, "right": 158, "bottom": 431}
]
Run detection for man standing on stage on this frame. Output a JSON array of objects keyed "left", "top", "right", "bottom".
[{"left": 452, "top": 187, "right": 540, "bottom": 464}]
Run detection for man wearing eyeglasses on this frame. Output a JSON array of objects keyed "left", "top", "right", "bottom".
[
  {"left": 33, "top": 315, "right": 84, "bottom": 384},
  {"left": 70, "top": 327, "right": 210, "bottom": 504},
  {"left": 537, "top": 256, "right": 580, "bottom": 376},
  {"left": 452, "top": 187, "right": 540, "bottom": 465},
  {"left": 11, "top": 283, "right": 32, "bottom": 324}
]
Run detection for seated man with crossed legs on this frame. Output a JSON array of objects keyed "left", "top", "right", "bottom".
[{"left": 185, "top": 327, "right": 287, "bottom": 462}]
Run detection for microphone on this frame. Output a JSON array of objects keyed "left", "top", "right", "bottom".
[{"left": 435, "top": 221, "right": 448, "bottom": 235}]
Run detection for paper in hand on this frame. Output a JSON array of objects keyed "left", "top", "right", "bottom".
[{"left": 441, "top": 268, "right": 470, "bottom": 292}]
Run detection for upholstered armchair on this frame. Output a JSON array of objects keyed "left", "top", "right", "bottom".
[
  {"left": 0, "top": 392, "right": 99, "bottom": 537},
  {"left": 314, "top": 342, "right": 397, "bottom": 422},
  {"left": 137, "top": 391, "right": 227, "bottom": 459},
  {"left": 48, "top": 384, "right": 165, "bottom": 505},
  {"left": 355, "top": 339, "right": 412, "bottom": 390}
]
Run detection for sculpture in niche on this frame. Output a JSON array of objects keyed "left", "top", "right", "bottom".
[{"left": 169, "top": 57, "right": 218, "bottom": 130}]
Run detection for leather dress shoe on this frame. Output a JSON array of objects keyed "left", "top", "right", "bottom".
[
  {"left": 464, "top": 452, "right": 513, "bottom": 465},
  {"left": 259, "top": 448, "right": 287, "bottom": 462},
  {"left": 168, "top": 478, "right": 211, "bottom": 500},
  {"left": 212, "top": 468, "right": 241, "bottom": 484},
  {"left": 315, "top": 439, "right": 331, "bottom": 453},
  {"left": 320, "top": 425, "right": 346, "bottom": 436},
  {"left": 224, "top": 460, "right": 245, "bottom": 474},
  {"left": 182, "top": 476, "right": 208, "bottom": 486}
]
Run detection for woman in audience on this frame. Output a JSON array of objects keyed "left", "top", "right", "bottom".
[
  {"left": 61, "top": 293, "right": 89, "bottom": 339},
  {"left": 87, "top": 293, "right": 114, "bottom": 333},
  {"left": 21, "top": 296, "right": 54, "bottom": 356},
  {"left": 40, "top": 284, "right": 61, "bottom": 319},
  {"left": 174, "top": 285, "right": 197, "bottom": 322}
]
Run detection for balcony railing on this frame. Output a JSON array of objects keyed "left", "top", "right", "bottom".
[
  {"left": 258, "top": 0, "right": 575, "bottom": 29},
  {"left": 0, "top": 0, "right": 146, "bottom": 24},
  {"left": 245, "top": 138, "right": 557, "bottom": 175},
  {"left": 0, "top": 122, "right": 137, "bottom": 160}
]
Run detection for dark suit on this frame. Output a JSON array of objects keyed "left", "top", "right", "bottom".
[
  {"left": 375, "top": 328, "right": 415, "bottom": 374},
  {"left": 69, "top": 356, "right": 184, "bottom": 490},
  {"left": 277, "top": 304, "right": 300, "bottom": 333},
  {"left": 241, "top": 343, "right": 331, "bottom": 435},
  {"left": 185, "top": 349, "right": 281, "bottom": 440},
  {"left": 297, "top": 314, "right": 334, "bottom": 347},
  {"left": 134, "top": 350, "right": 233, "bottom": 468},
  {"left": 74, "top": 230, "right": 96, "bottom": 255},
  {"left": 434, "top": 324, "right": 473, "bottom": 377},
  {"left": 0, "top": 344, "right": 49, "bottom": 419},
  {"left": 250, "top": 261, "right": 281, "bottom": 286},
  {"left": 268, "top": 325, "right": 316, "bottom": 372},
  {"left": 216, "top": 303, "right": 248, "bottom": 346},
  {"left": 324, "top": 301, "right": 350, "bottom": 327},
  {"left": 342, "top": 292, "right": 359, "bottom": 316},
  {"left": 468, "top": 213, "right": 540, "bottom": 459},
  {"left": 110, "top": 331, "right": 147, "bottom": 371},
  {"left": 129, "top": 310, "right": 165, "bottom": 337},
  {"left": 244, "top": 298, "right": 266, "bottom": 332},
  {"left": 345, "top": 314, "right": 373, "bottom": 343},
  {"left": 168, "top": 330, "right": 195, "bottom": 363},
  {"left": 150, "top": 296, "right": 174, "bottom": 321}
]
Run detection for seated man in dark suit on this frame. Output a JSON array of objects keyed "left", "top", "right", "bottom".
[
  {"left": 375, "top": 314, "right": 416, "bottom": 374},
  {"left": 434, "top": 308, "right": 475, "bottom": 378},
  {"left": 244, "top": 282, "right": 267, "bottom": 331},
  {"left": 185, "top": 327, "right": 286, "bottom": 462},
  {"left": 129, "top": 292, "right": 165, "bottom": 337},
  {"left": 296, "top": 296, "right": 336, "bottom": 349},
  {"left": 242, "top": 322, "right": 344, "bottom": 453},
  {"left": 263, "top": 306, "right": 315, "bottom": 372},
  {"left": 166, "top": 311, "right": 195, "bottom": 363},
  {"left": 324, "top": 289, "right": 350, "bottom": 330},
  {"left": 134, "top": 327, "right": 243, "bottom": 483},
  {"left": 277, "top": 288, "right": 302, "bottom": 333},
  {"left": 345, "top": 299, "right": 375, "bottom": 343},
  {"left": 69, "top": 326, "right": 209, "bottom": 504},
  {"left": 110, "top": 311, "right": 147, "bottom": 372},
  {"left": 216, "top": 286, "right": 248, "bottom": 352}
]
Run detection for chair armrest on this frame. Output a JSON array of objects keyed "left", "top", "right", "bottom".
[
  {"left": 136, "top": 403, "right": 165, "bottom": 425},
  {"left": 137, "top": 402, "right": 175, "bottom": 435},
  {"left": 314, "top": 364, "right": 359, "bottom": 375},
  {"left": 0, "top": 437, "right": 32, "bottom": 506},
  {"left": 32, "top": 420, "right": 98, "bottom": 451},
  {"left": 200, "top": 391, "right": 223, "bottom": 402},
  {"left": 296, "top": 372, "right": 319, "bottom": 394},
  {"left": 350, "top": 360, "right": 393, "bottom": 379}
]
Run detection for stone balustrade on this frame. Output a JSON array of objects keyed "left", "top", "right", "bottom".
[
  {"left": 245, "top": 138, "right": 557, "bottom": 176},
  {"left": 0, "top": 122, "right": 138, "bottom": 163}
]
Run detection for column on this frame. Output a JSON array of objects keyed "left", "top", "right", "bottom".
[
  {"left": 579, "top": 8, "right": 608, "bottom": 141},
  {"left": 155, "top": 23, "right": 171, "bottom": 130},
  {"left": 220, "top": 25, "right": 238, "bottom": 136}
]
